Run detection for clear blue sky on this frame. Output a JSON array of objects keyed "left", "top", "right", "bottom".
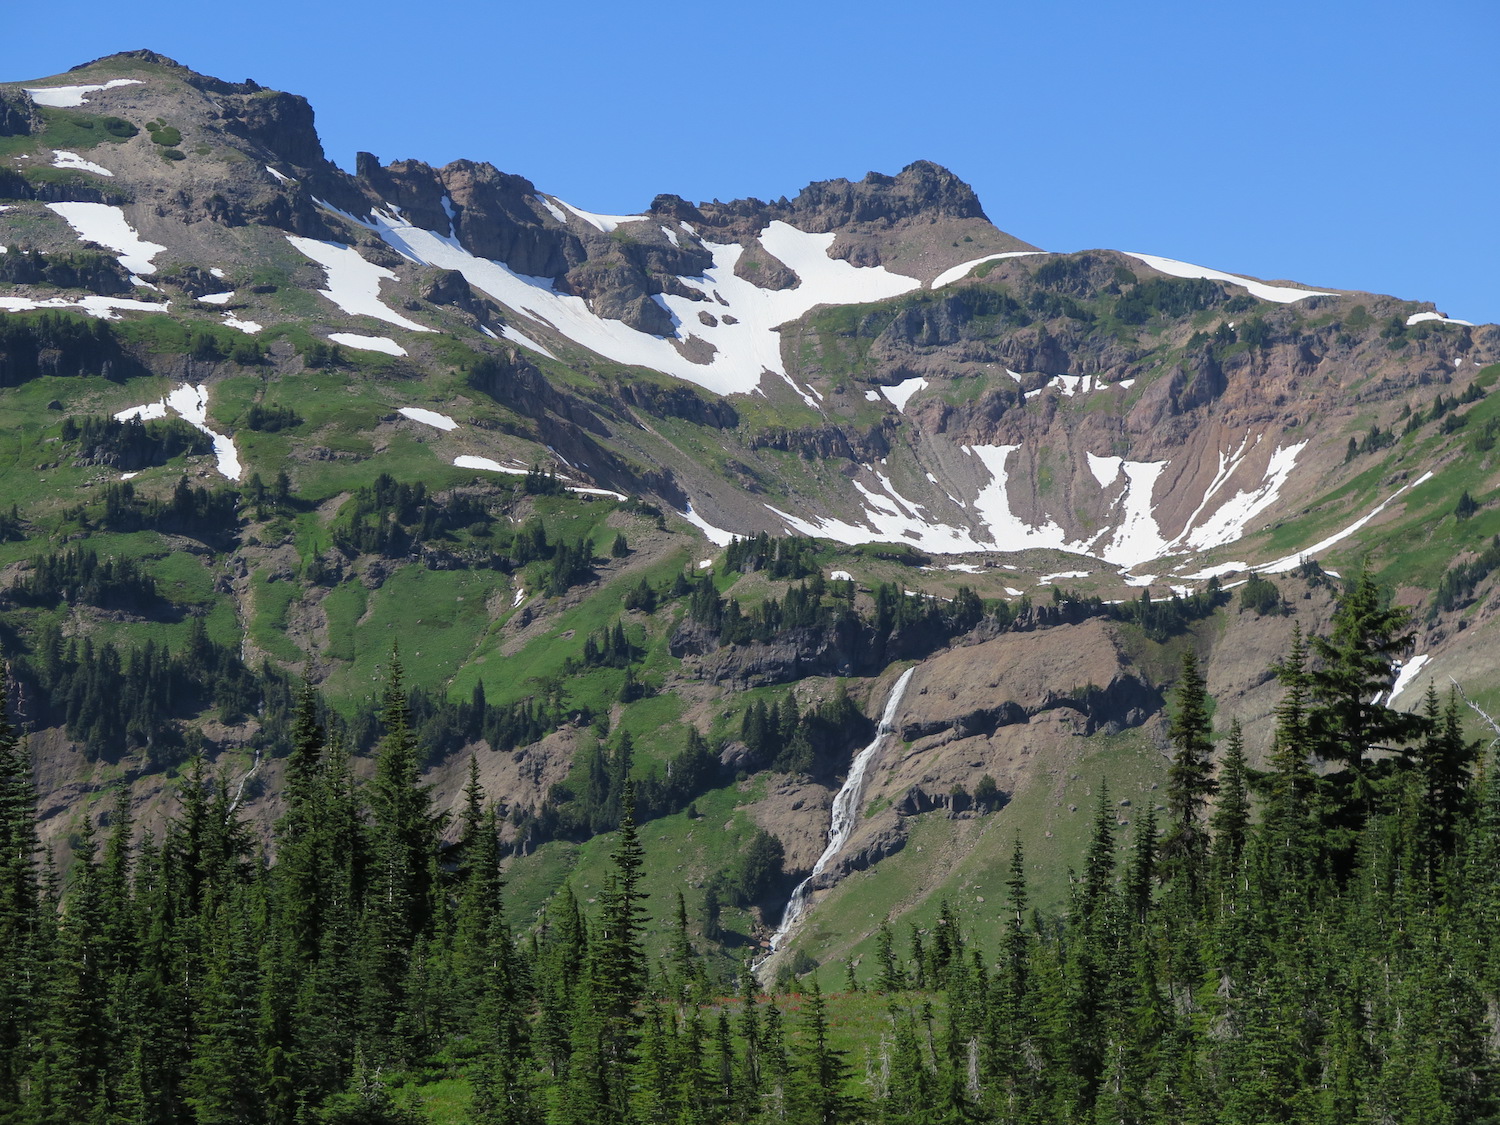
[{"left": 6, "top": 0, "right": 1497, "bottom": 322}]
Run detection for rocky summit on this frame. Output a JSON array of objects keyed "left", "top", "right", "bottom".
[{"left": 2, "top": 50, "right": 1500, "bottom": 1119}]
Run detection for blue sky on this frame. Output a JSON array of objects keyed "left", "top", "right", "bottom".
[{"left": 6, "top": 0, "right": 1496, "bottom": 322}]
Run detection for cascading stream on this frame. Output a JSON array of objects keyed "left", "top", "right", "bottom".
[{"left": 767, "top": 666, "right": 915, "bottom": 952}]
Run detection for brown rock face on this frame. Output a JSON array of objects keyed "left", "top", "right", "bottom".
[
  {"left": 438, "top": 160, "right": 579, "bottom": 277},
  {"left": 0, "top": 90, "right": 37, "bottom": 138}
]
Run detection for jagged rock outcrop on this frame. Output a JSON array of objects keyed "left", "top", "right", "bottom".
[{"left": 0, "top": 90, "right": 37, "bottom": 138}]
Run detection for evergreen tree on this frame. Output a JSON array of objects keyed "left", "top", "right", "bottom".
[{"left": 1159, "top": 650, "right": 1216, "bottom": 908}]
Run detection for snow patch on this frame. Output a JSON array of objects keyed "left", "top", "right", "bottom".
[
  {"left": 329, "top": 203, "right": 919, "bottom": 399},
  {"left": 46, "top": 203, "right": 166, "bottom": 275},
  {"left": 328, "top": 332, "right": 407, "bottom": 356},
  {"left": 930, "top": 251, "right": 1046, "bottom": 288},
  {"left": 286, "top": 236, "right": 432, "bottom": 332},
  {"left": 945, "top": 563, "right": 984, "bottom": 574},
  {"left": 512, "top": 587, "right": 526, "bottom": 607},
  {"left": 198, "top": 292, "right": 234, "bottom": 305},
  {"left": 1175, "top": 440, "right": 1306, "bottom": 552},
  {"left": 50, "top": 151, "right": 112, "bottom": 177},
  {"left": 697, "top": 559, "right": 714, "bottom": 569},
  {"left": 114, "top": 383, "right": 240, "bottom": 480},
  {"left": 1390, "top": 654, "right": 1430, "bottom": 705},
  {"left": 1406, "top": 311, "right": 1474, "bottom": 327},
  {"left": 538, "top": 198, "right": 568, "bottom": 224},
  {"left": 883, "top": 377, "right": 928, "bottom": 412},
  {"left": 398, "top": 406, "right": 457, "bottom": 430},
  {"left": 556, "top": 199, "right": 650, "bottom": 233},
  {"left": 1121, "top": 252, "right": 1333, "bottom": 304},
  {"left": 681, "top": 503, "right": 737, "bottom": 547},
  {"left": 830, "top": 570, "right": 853, "bottom": 582},
  {"left": 1040, "top": 570, "right": 1090, "bottom": 584},
  {"left": 454, "top": 456, "right": 526, "bottom": 475},
  {"left": 661, "top": 226, "right": 680, "bottom": 248},
  {"left": 0, "top": 294, "right": 165, "bottom": 319},
  {"left": 863, "top": 390, "right": 881, "bottom": 402},
  {"left": 1087, "top": 453, "right": 1123, "bottom": 488},
  {"left": 221, "top": 315, "right": 261, "bottom": 334},
  {"left": 23, "top": 79, "right": 141, "bottom": 107},
  {"left": 498, "top": 323, "right": 557, "bottom": 359}
]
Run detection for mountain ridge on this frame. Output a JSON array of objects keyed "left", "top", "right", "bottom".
[{"left": 2, "top": 49, "right": 1499, "bottom": 984}]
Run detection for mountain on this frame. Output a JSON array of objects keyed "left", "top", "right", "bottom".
[{"left": 2, "top": 49, "right": 1498, "bottom": 977}]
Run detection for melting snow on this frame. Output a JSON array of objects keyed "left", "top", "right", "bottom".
[
  {"left": 1121, "top": 252, "right": 1333, "bottom": 304},
  {"left": 1005, "top": 587, "right": 1025, "bottom": 596},
  {"left": 454, "top": 456, "right": 527, "bottom": 474},
  {"left": 930, "top": 251, "right": 1046, "bottom": 288},
  {"left": 51, "top": 151, "right": 112, "bottom": 177},
  {"left": 498, "top": 323, "right": 557, "bottom": 359},
  {"left": 1040, "top": 570, "right": 1090, "bottom": 584},
  {"left": 697, "top": 559, "right": 713, "bottom": 569},
  {"left": 681, "top": 503, "right": 737, "bottom": 547},
  {"left": 538, "top": 198, "right": 568, "bottom": 224},
  {"left": 945, "top": 563, "right": 984, "bottom": 574},
  {"left": 398, "top": 406, "right": 457, "bottom": 430},
  {"left": 661, "top": 226, "right": 680, "bottom": 248},
  {"left": 1088, "top": 453, "right": 1123, "bottom": 488},
  {"left": 511, "top": 587, "right": 526, "bottom": 607},
  {"left": 555, "top": 199, "right": 651, "bottom": 233},
  {"left": 883, "top": 377, "right": 928, "bottom": 411},
  {"left": 830, "top": 570, "right": 853, "bottom": 581},
  {"left": 1186, "top": 471, "right": 1436, "bottom": 578},
  {"left": 286, "top": 236, "right": 432, "bottom": 332},
  {"left": 0, "top": 293, "right": 165, "bottom": 319},
  {"left": 1389, "top": 654, "right": 1430, "bottom": 705},
  {"left": 198, "top": 291, "right": 234, "bottom": 305},
  {"left": 114, "top": 383, "right": 240, "bottom": 480},
  {"left": 221, "top": 315, "right": 261, "bottom": 334},
  {"left": 265, "top": 166, "right": 292, "bottom": 184},
  {"left": 1174, "top": 440, "right": 1306, "bottom": 552},
  {"left": 1024, "top": 373, "right": 1132, "bottom": 399},
  {"left": 46, "top": 203, "right": 166, "bottom": 274},
  {"left": 321, "top": 203, "right": 920, "bottom": 398},
  {"left": 863, "top": 390, "right": 881, "bottom": 402},
  {"left": 23, "top": 78, "right": 141, "bottom": 107},
  {"left": 329, "top": 332, "right": 407, "bottom": 356},
  {"left": 1406, "top": 311, "right": 1474, "bottom": 327}
]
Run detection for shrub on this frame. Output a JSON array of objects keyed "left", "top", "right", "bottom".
[{"left": 1240, "top": 573, "right": 1281, "bottom": 616}]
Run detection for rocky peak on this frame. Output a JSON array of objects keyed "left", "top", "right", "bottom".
[
  {"left": 783, "top": 160, "right": 989, "bottom": 231},
  {"left": 69, "top": 49, "right": 187, "bottom": 73}
]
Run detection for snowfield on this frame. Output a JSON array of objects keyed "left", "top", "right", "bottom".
[
  {"left": 23, "top": 78, "right": 141, "bottom": 107},
  {"left": 286, "top": 237, "right": 432, "bottom": 332},
  {"left": 398, "top": 406, "right": 458, "bottom": 430},
  {"left": 51, "top": 151, "right": 112, "bottom": 177},
  {"left": 329, "top": 332, "right": 407, "bottom": 356},
  {"left": 46, "top": 203, "right": 166, "bottom": 275},
  {"left": 316, "top": 202, "right": 919, "bottom": 399},
  {"left": 930, "top": 251, "right": 1046, "bottom": 288},
  {"left": 114, "top": 383, "right": 241, "bottom": 480},
  {"left": 1121, "top": 252, "right": 1333, "bottom": 303}
]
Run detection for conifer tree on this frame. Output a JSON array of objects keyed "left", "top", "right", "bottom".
[
  {"left": 0, "top": 686, "right": 42, "bottom": 1116},
  {"left": 1160, "top": 650, "right": 1216, "bottom": 907}
]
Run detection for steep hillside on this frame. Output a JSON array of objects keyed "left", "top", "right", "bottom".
[{"left": 2, "top": 49, "right": 1499, "bottom": 980}]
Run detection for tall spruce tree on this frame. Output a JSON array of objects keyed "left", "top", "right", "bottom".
[{"left": 1159, "top": 650, "right": 1217, "bottom": 908}]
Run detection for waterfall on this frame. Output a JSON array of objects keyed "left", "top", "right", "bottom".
[{"left": 767, "top": 666, "right": 915, "bottom": 952}]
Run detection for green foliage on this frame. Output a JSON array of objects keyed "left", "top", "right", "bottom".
[
  {"left": 1239, "top": 572, "right": 1282, "bottom": 616},
  {"left": 244, "top": 401, "right": 301, "bottom": 431},
  {"left": 0, "top": 311, "right": 144, "bottom": 385},
  {"left": 60, "top": 412, "right": 211, "bottom": 468}
]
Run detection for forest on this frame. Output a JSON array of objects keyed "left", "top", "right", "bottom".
[{"left": 1, "top": 569, "right": 1498, "bottom": 1125}]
